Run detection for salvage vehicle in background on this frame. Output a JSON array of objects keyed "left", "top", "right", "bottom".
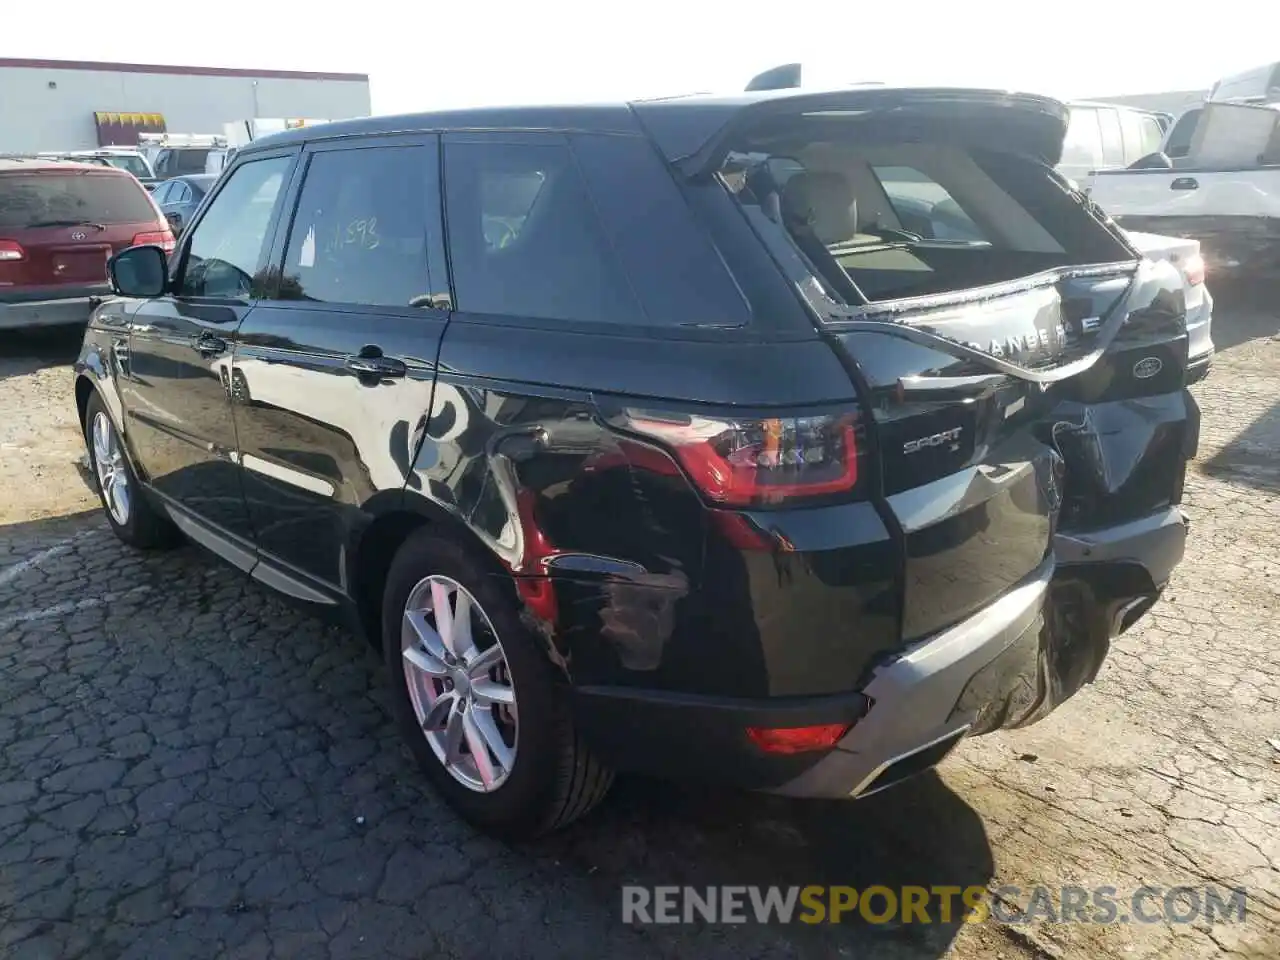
[
  {"left": 1057, "top": 101, "right": 1170, "bottom": 185},
  {"left": 0, "top": 157, "right": 173, "bottom": 329},
  {"left": 75, "top": 85, "right": 1199, "bottom": 838},
  {"left": 139, "top": 132, "right": 233, "bottom": 179},
  {"left": 1088, "top": 99, "right": 1280, "bottom": 281}
]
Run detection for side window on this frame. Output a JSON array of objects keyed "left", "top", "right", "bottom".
[
  {"left": 1165, "top": 109, "right": 1201, "bottom": 159},
  {"left": 1061, "top": 110, "right": 1104, "bottom": 172},
  {"left": 444, "top": 138, "right": 644, "bottom": 325},
  {"left": 179, "top": 155, "right": 291, "bottom": 299},
  {"left": 1097, "top": 109, "right": 1125, "bottom": 167},
  {"left": 278, "top": 145, "right": 431, "bottom": 308},
  {"left": 1140, "top": 116, "right": 1165, "bottom": 156},
  {"left": 171, "top": 182, "right": 191, "bottom": 204},
  {"left": 871, "top": 165, "right": 987, "bottom": 242},
  {"left": 150, "top": 181, "right": 172, "bottom": 204}
]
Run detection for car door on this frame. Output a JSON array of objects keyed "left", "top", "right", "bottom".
[
  {"left": 119, "top": 149, "right": 297, "bottom": 556},
  {"left": 230, "top": 135, "right": 446, "bottom": 594}
]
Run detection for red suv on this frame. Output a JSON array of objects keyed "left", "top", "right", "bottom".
[{"left": 0, "top": 157, "right": 174, "bottom": 329}]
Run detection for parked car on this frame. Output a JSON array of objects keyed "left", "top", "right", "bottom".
[
  {"left": 0, "top": 157, "right": 173, "bottom": 329},
  {"left": 150, "top": 174, "right": 217, "bottom": 235},
  {"left": 47, "top": 149, "right": 158, "bottom": 189},
  {"left": 1088, "top": 99, "right": 1280, "bottom": 281},
  {"left": 1057, "top": 101, "right": 1170, "bottom": 185},
  {"left": 75, "top": 87, "right": 1199, "bottom": 838}
]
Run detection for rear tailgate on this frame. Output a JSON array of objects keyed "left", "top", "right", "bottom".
[{"left": 833, "top": 266, "right": 1148, "bottom": 639}]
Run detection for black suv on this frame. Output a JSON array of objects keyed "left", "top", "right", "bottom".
[{"left": 76, "top": 87, "right": 1198, "bottom": 838}]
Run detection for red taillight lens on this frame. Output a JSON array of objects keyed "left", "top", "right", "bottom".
[
  {"left": 0, "top": 239, "right": 26, "bottom": 262},
  {"left": 131, "top": 230, "right": 176, "bottom": 254},
  {"left": 618, "top": 409, "right": 862, "bottom": 507},
  {"left": 747, "top": 723, "right": 850, "bottom": 754},
  {"left": 1181, "top": 253, "right": 1205, "bottom": 287}
]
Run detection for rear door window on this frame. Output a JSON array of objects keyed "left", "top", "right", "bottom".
[
  {"left": 0, "top": 172, "right": 156, "bottom": 228},
  {"left": 1097, "top": 109, "right": 1125, "bottom": 167},
  {"left": 1061, "top": 109, "right": 1104, "bottom": 173},
  {"left": 277, "top": 145, "right": 432, "bottom": 308},
  {"left": 443, "top": 133, "right": 747, "bottom": 328},
  {"left": 1164, "top": 108, "right": 1202, "bottom": 159}
]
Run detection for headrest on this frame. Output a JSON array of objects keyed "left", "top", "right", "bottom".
[{"left": 781, "top": 171, "right": 858, "bottom": 245}]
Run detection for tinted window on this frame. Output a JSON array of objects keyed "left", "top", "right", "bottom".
[
  {"left": 1097, "top": 109, "right": 1125, "bottom": 166},
  {"left": 278, "top": 146, "right": 431, "bottom": 308},
  {"left": 171, "top": 182, "right": 191, "bottom": 204},
  {"left": 0, "top": 172, "right": 156, "bottom": 228},
  {"left": 1061, "top": 110, "right": 1103, "bottom": 173},
  {"left": 179, "top": 155, "right": 290, "bottom": 299},
  {"left": 872, "top": 165, "right": 987, "bottom": 242},
  {"left": 569, "top": 134, "right": 749, "bottom": 326},
  {"left": 445, "top": 138, "right": 643, "bottom": 325},
  {"left": 1165, "top": 108, "right": 1202, "bottom": 159},
  {"left": 150, "top": 181, "right": 173, "bottom": 205}
]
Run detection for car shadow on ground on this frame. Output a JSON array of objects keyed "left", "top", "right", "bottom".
[
  {"left": 0, "top": 325, "right": 84, "bottom": 380},
  {"left": 1208, "top": 283, "right": 1279, "bottom": 351},
  {"left": 538, "top": 771, "right": 996, "bottom": 956},
  {"left": 1201, "top": 395, "right": 1280, "bottom": 495},
  {"left": 0, "top": 507, "right": 997, "bottom": 960}
]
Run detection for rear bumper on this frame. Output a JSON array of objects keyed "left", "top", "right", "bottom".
[
  {"left": 572, "top": 506, "right": 1188, "bottom": 800},
  {"left": 0, "top": 294, "right": 106, "bottom": 330}
]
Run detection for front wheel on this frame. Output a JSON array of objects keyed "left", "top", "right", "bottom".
[
  {"left": 83, "top": 391, "right": 180, "bottom": 549},
  {"left": 382, "top": 531, "right": 612, "bottom": 838}
]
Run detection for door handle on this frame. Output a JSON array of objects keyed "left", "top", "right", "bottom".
[
  {"left": 1170, "top": 177, "right": 1199, "bottom": 191},
  {"left": 345, "top": 354, "right": 407, "bottom": 378},
  {"left": 191, "top": 332, "right": 228, "bottom": 356}
]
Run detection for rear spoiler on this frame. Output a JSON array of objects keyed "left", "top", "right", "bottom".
[{"left": 745, "top": 64, "right": 802, "bottom": 92}]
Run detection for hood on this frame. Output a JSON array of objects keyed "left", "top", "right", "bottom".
[{"left": 630, "top": 87, "right": 1070, "bottom": 177}]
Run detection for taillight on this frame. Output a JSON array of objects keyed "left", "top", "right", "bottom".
[
  {"left": 616, "top": 407, "right": 863, "bottom": 507},
  {"left": 0, "top": 240, "right": 25, "bottom": 262},
  {"left": 131, "top": 229, "right": 176, "bottom": 254},
  {"left": 1181, "top": 253, "right": 1205, "bottom": 287},
  {"left": 747, "top": 723, "right": 851, "bottom": 754}
]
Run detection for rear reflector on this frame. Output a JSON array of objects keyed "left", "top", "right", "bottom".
[
  {"left": 618, "top": 409, "right": 862, "bottom": 507},
  {"left": 747, "top": 723, "right": 850, "bottom": 754},
  {"left": 0, "top": 240, "right": 25, "bottom": 262},
  {"left": 131, "top": 230, "right": 176, "bottom": 254}
]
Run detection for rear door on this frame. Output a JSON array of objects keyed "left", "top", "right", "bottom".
[
  {"left": 230, "top": 135, "right": 446, "bottom": 593},
  {"left": 0, "top": 168, "right": 162, "bottom": 300},
  {"left": 119, "top": 150, "right": 296, "bottom": 549}
]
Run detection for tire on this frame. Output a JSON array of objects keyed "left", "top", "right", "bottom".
[
  {"left": 382, "top": 530, "right": 612, "bottom": 838},
  {"left": 83, "top": 391, "right": 181, "bottom": 550}
]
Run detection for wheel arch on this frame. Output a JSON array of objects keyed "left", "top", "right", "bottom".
[{"left": 348, "top": 491, "right": 521, "bottom": 658}]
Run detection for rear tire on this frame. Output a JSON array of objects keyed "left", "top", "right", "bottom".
[
  {"left": 382, "top": 530, "right": 612, "bottom": 838},
  {"left": 83, "top": 391, "right": 180, "bottom": 550}
]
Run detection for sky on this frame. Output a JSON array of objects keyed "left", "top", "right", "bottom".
[{"left": 4, "top": 1, "right": 1275, "bottom": 115}]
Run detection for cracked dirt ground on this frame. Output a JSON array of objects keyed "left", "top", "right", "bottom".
[{"left": 1, "top": 306, "right": 1278, "bottom": 960}]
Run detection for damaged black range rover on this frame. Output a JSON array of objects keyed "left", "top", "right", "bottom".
[{"left": 77, "top": 84, "right": 1198, "bottom": 837}]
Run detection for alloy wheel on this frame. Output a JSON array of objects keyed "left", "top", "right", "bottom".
[
  {"left": 92, "top": 411, "right": 131, "bottom": 527},
  {"left": 400, "top": 575, "right": 518, "bottom": 792}
]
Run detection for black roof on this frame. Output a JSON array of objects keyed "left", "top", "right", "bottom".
[{"left": 241, "top": 86, "right": 1069, "bottom": 170}]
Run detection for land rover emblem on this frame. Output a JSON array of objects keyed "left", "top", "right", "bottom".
[
  {"left": 70, "top": 230, "right": 87, "bottom": 241},
  {"left": 1133, "top": 356, "right": 1163, "bottom": 380}
]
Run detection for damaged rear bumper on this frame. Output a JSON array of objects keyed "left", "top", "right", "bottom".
[{"left": 574, "top": 507, "right": 1186, "bottom": 800}]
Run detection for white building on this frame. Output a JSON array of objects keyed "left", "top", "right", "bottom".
[{"left": 0, "top": 57, "right": 371, "bottom": 153}]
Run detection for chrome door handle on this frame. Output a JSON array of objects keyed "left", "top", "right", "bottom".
[{"left": 345, "top": 355, "right": 407, "bottom": 378}]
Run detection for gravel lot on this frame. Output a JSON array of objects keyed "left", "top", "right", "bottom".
[{"left": 1, "top": 304, "right": 1278, "bottom": 960}]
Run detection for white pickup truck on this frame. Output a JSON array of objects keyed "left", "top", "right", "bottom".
[{"left": 1087, "top": 100, "right": 1280, "bottom": 283}]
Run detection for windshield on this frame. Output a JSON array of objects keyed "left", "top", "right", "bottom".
[
  {"left": 103, "top": 155, "right": 152, "bottom": 178},
  {"left": 0, "top": 172, "right": 157, "bottom": 229},
  {"left": 722, "top": 135, "right": 1131, "bottom": 303}
]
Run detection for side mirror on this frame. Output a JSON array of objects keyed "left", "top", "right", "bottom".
[
  {"left": 1129, "top": 152, "right": 1172, "bottom": 170},
  {"left": 165, "top": 210, "right": 184, "bottom": 233},
  {"left": 109, "top": 245, "right": 168, "bottom": 298}
]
